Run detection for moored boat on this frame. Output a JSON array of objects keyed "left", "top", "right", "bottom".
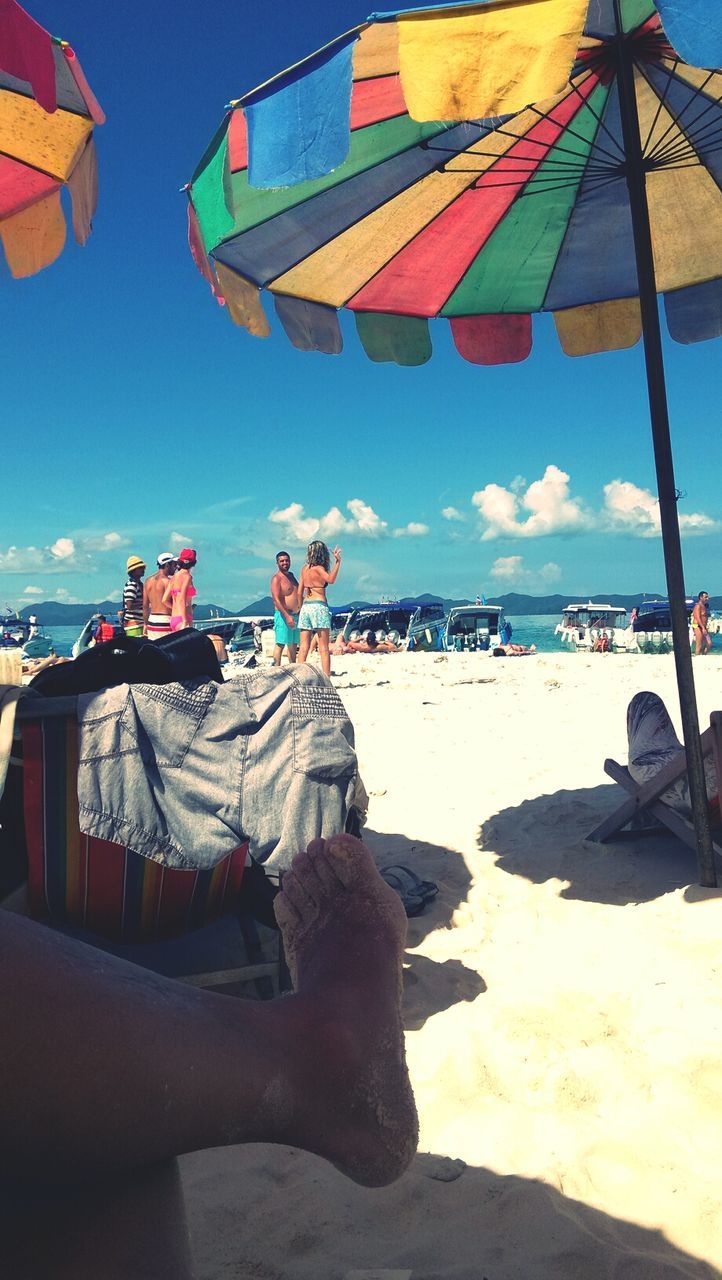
[
  {"left": 630, "top": 598, "right": 694, "bottom": 653},
  {"left": 0, "top": 611, "right": 54, "bottom": 660},
  {"left": 409, "top": 603, "right": 506, "bottom": 652},
  {"left": 555, "top": 602, "right": 628, "bottom": 651}
]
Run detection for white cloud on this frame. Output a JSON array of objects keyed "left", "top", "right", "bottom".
[
  {"left": 441, "top": 506, "right": 465, "bottom": 522},
  {"left": 602, "top": 479, "right": 716, "bottom": 538},
  {"left": 0, "top": 541, "right": 80, "bottom": 574},
  {"left": 22, "top": 585, "right": 43, "bottom": 596},
  {"left": 472, "top": 466, "right": 717, "bottom": 542},
  {"left": 393, "top": 522, "right": 429, "bottom": 538},
  {"left": 82, "top": 531, "right": 128, "bottom": 552},
  {"left": 50, "top": 537, "right": 75, "bottom": 560},
  {"left": 169, "top": 531, "right": 192, "bottom": 549},
  {"left": 490, "top": 556, "right": 561, "bottom": 588},
  {"left": 473, "top": 466, "right": 590, "bottom": 541},
  {"left": 268, "top": 503, "right": 320, "bottom": 543},
  {"left": 345, "top": 499, "right": 388, "bottom": 538},
  {"left": 269, "top": 498, "right": 397, "bottom": 542}
]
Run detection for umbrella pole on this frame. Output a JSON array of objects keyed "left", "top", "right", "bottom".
[{"left": 613, "top": 15, "right": 717, "bottom": 886}]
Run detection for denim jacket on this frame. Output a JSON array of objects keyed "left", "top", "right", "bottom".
[{"left": 76, "top": 664, "right": 357, "bottom": 874}]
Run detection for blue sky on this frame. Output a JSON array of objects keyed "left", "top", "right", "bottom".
[{"left": 1, "top": 0, "right": 721, "bottom": 611}]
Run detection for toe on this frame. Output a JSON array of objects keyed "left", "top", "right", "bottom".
[
  {"left": 280, "top": 868, "right": 319, "bottom": 918},
  {"left": 273, "top": 889, "right": 300, "bottom": 932},
  {"left": 307, "top": 838, "right": 342, "bottom": 893},
  {"left": 322, "top": 834, "right": 378, "bottom": 891},
  {"left": 290, "top": 847, "right": 325, "bottom": 906}
]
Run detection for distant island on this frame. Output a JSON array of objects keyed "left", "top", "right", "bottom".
[{"left": 12, "top": 590, "right": 719, "bottom": 627}]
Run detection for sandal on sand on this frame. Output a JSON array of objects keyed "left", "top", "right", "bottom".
[{"left": 380, "top": 864, "right": 439, "bottom": 917}]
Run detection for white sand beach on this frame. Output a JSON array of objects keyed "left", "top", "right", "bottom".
[{"left": 182, "top": 652, "right": 722, "bottom": 1279}]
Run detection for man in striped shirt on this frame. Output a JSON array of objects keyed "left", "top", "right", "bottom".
[{"left": 120, "top": 555, "right": 146, "bottom": 637}]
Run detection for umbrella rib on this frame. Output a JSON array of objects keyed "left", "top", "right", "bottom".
[
  {"left": 649, "top": 125, "right": 722, "bottom": 169},
  {"left": 638, "top": 60, "right": 721, "bottom": 167},
  {"left": 639, "top": 56, "right": 679, "bottom": 159},
  {"left": 558, "top": 80, "right": 625, "bottom": 164},
  {"left": 425, "top": 131, "right": 618, "bottom": 175},
  {"left": 525, "top": 99, "right": 624, "bottom": 169},
  {"left": 649, "top": 120, "right": 722, "bottom": 168},
  {"left": 216, "top": 121, "right": 466, "bottom": 244}
]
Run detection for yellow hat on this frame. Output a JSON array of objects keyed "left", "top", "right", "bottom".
[{"left": 126, "top": 555, "right": 146, "bottom": 573}]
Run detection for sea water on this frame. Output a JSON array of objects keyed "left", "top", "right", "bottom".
[{"left": 49, "top": 615, "right": 566, "bottom": 658}]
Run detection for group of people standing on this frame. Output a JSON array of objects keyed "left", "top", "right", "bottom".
[
  {"left": 270, "top": 541, "right": 342, "bottom": 677},
  {"left": 111, "top": 549, "right": 198, "bottom": 640}
]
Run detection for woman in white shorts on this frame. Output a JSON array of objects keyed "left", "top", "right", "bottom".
[{"left": 297, "top": 541, "right": 342, "bottom": 677}]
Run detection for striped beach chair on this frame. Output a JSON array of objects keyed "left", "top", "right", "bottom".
[{"left": 5, "top": 696, "right": 284, "bottom": 995}]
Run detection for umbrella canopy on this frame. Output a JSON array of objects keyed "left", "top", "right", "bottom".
[
  {"left": 188, "top": 0, "right": 722, "bottom": 886},
  {"left": 0, "top": 0, "right": 104, "bottom": 278},
  {"left": 188, "top": 0, "right": 722, "bottom": 366}
]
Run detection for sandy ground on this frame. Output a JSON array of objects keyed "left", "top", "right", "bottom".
[{"left": 182, "top": 651, "right": 722, "bottom": 1280}]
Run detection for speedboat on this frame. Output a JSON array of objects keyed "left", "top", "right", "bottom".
[
  {"left": 555, "top": 602, "right": 628, "bottom": 651},
  {"left": 408, "top": 603, "right": 505, "bottom": 652},
  {"left": 630, "top": 598, "right": 694, "bottom": 653},
  {"left": 73, "top": 612, "right": 260, "bottom": 660},
  {"left": 342, "top": 602, "right": 443, "bottom": 644},
  {"left": 0, "top": 611, "right": 54, "bottom": 660}
]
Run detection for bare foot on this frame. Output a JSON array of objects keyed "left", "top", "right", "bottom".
[{"left": 274, "top": 835, "right": 418, "bottom": 1187}]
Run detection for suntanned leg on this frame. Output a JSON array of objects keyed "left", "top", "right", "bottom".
[
  {"left": 297, "top": 631, "right": 312, "bottom": 664},
  {"left": 2, "top": 1159, "right": 193, "bottom": 1280},
  {"left": 0, "top": 836, "right": 416, "bottom": 1189},
  {"left": 317, "top": 629, "right": 331, "bottom": 677},
  {"left": 273, "top": 643, "right": 283, "bottom": 666},
  {"left": 288, "top": 643, "right": 298, "bottom": 664}
]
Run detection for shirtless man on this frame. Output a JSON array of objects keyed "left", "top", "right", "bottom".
[
  {"left": 271, "top": 550, "right": 301, "bottom": 665},
  {"left": 692, "top": 590, "right": 712, "bottom": 656},
  {"left": 143, "top": 552, "right": 176, "bottom": 640}
]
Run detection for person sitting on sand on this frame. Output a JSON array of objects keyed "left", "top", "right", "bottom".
[
  {"left": 0, "top": 836, "right": 418, "bottom": 1279},
  {"left": 297, "top": 541, "right": 342, "bottom": 678},
  {"left": 347, "top": 630, "right": 400, "bottom": 654},
  {"left": 492, "top": 643, "right": 536, "bottom": 657},
  {"left": 330, "top": 632, "right": 351, "bottom": 656},
  {"left": 627, "top": 690, "right": 717, "bottom": 814}
]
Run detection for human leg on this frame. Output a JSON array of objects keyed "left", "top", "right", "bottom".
[
  {"left": 297, "top": 630, "right": 312, "bottom": 663},
  {"left": 317, "top": 628, "right": 330, "bottom": 676},
  {"left": 273, "top": 644, "right": 283, "bottom": 666},
  {"left": 0, "top": 836, "right": 416, "bottom": 1189},
  {"left": 287, "top": 643, "right": 298, "bottom": 663},
  {"left": 2, "top": 1159, "right": 193, "bottom": 1280}
]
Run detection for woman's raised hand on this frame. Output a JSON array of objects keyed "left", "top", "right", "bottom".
[{"left": 333, "top": 546, "right": 342, "bottom": 561}]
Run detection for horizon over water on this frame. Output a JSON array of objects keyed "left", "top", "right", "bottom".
[{"left": 49, "top": 615, "right": 566, "bottom": 657}]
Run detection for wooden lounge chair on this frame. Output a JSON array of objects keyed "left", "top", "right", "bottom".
[
  {"left": 1, "top": 695, "right": 286, "bottom": 996},
  {"left": 587, "top": 710, "right": 722, "bottom": 862}
]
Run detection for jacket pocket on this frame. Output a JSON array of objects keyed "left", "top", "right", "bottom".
[
  {"left": 127, "top": 681, "right": 218, "bottom": 768},
  {"left": 78, "top": 680, "right": 217, "bottom": 770},
  {"left": 291, "top": 682, "right": 356, "bottom": 779}
]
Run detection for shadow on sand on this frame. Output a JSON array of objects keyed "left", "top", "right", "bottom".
[
  {"left": 477, "top": 782, "right": 708, "bottom": 906},
  {"left": 184, "top": 1148, "right": 721, "bottom": 1279},
  {"left": 363, "top": 826, "right": 486, "bottom": 1030}
]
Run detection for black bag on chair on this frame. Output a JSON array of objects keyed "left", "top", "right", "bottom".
[{"left": 29, "top": 628, "right": 223, "bottom": 697}]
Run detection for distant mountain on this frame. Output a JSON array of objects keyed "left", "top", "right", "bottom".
[
  {"left": 17, "top": 590, "right": 717, "bottom": 627},
  {"left": 17, "top": 601, "right": 236, "bottom": 626}
]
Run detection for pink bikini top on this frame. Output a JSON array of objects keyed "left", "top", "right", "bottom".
[{"left": 171, "top": 582, "right": 197, "bottom": 599}]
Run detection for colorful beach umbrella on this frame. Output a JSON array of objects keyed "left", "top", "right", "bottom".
[
  {"left": 0, "top": 0, "right": 104, "bottom": 278},
  {"left": 187, "top": 0, "right": 722, "bottom": 885}
]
